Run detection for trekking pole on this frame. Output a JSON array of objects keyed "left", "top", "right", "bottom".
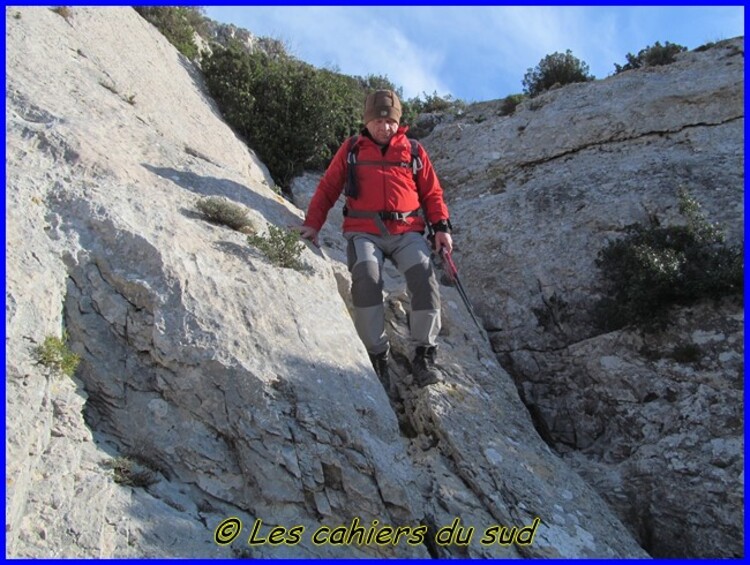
[
  {"left": 422, "top": 211, "right": 484, "bottom": 333},
  {"left": 439, "top": 248, "right": 484, "bottom": 333}
]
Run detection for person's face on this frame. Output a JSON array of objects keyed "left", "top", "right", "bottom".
[{"left": 365, "top": 118, "right": 399, "bottom": 145}]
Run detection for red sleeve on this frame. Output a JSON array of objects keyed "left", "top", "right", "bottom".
[
  {"left": 303, "top": 140, "right": 350, "bottom": 231},
  {"left": 415, "top": 145, "right": 450, "bottom": 224}
]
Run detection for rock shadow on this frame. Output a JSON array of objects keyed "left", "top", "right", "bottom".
[{"left": 142, "top": 164, "right": 301, "bottom": 228}]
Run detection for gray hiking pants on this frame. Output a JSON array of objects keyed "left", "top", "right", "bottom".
[{"left": 345, "top": 231, "right": 441, "bottom": 355}]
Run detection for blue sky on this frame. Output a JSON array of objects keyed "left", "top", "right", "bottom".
[{"left": 203, "top": 5, "right": 744, "bottom": 103}]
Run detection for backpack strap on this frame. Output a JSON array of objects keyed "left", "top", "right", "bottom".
[
  {"left": 344, "top": 135, "right": 360, "bottom": 198},
  {"left": 409, "top": 139, "right": 429, "bottom": 225},
  {"left": 345, "top": 135, "right": 422, "bottom": 199},
  {"left": 409, "top": 139, "right": 423, "bottom": 181}
]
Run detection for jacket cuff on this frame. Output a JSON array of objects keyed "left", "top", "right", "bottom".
[{"left": 431, "top": 219, "right": 452, "bottom": 233}]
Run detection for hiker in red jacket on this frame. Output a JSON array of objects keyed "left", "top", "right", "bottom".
[{"left": 295, "top": 89, "right": 452, "bottom": 392}]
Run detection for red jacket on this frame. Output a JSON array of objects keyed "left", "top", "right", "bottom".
[{"left": 303, "top": 127, "right": 449, "bottom": 236}]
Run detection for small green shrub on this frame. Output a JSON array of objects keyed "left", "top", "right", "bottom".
[
  {"left": 594, "top": 190, "right": 742, "bottom": 331},
  {"left": 34, "top": 332, "right": 80, "bottom": 377},
  {"left": 408, "top": 91, "right": 465, "bottom": 116},
  {"left": 99, "top": 80, "right": 119, "bottom": 95},
  {"left": 670, "top": 343, "right": 702, "bottom": 364},
  {"left": 499, "top": 93, "right": 525, "bottom": 116},
  {"left": 196, "top": 196, "right": 255, "bottom": 233},
  {"left": 104, "top": 456, "right": 158, "bottom": 488},
  {"left": 614, "top": 41, "right": 687, "bottom": 74},
  {"left": 522, "top": 50, "right": 594, "bottom": 97},
  {"left": 533, "top": 292, "right": 570, "bottom": 332},
  {"left": 527, "top": 98, "right": 546, "bottom": 112},
  {"left": 694, "top": 42, "right": 717, "bottom": 53},
  {"left": 184, "top": 145, "right": 213, "bottom": 164},
  {"left": 247, "top": 225, "right": 305, "bottom": 270},
  {"left": 51, "top": 6, "right": 72, "bottom": 20}
]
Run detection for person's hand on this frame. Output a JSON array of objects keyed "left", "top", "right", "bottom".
[
  {"left": 292, "top": 225, "right": 319, "bottom": 247},
  {"left": 433, "top": 231, "right": 453, "bottom": 255}
]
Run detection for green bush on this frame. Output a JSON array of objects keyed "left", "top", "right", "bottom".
[
  {"left": 195, "top": 196, "right": 255, "bottom": 232},
  {"left": 594, "top": 191, "right": 742, "bottom": 331},
  {"left": 522, "top": 50, "right": 594, "bottom": 97},
  {"left": 408, "top": 91, "right": 465, "bottom": 116},
  {"left": 499, "top": 93, "right": 525, "bottom": 116},
  {"left": 694, "top": 42, "right": 717, "bottom": 53},
  {"left": 34, "top": 332, "right": 81, "bottom": 377},
  {"left": 50, "top": 6, "right": 72, "bottom": 20},
  {"left": 104, "top": 456, "right": 158, "bottom": 488},
  {"left": 134, "top": 6, "right": 207, "bottom": 60},
  {"left": 202, "top": 46, "right": 364, "bottom": 188},
  {"left": 614, "top": 41, "right": 687, "bottom": 74},
  {"left": 670, "top": 343, "right": 702, "bottom": 364},
  {"left": 247, "top": 225, "right": 305, "bottom": 270}
]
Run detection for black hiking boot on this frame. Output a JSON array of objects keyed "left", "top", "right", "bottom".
[
  {"left": 369, "top": 348, "right": 392, "bottom": 396},
  {"left": 412, "top": 346, "right": 440, "bottom": 387}
]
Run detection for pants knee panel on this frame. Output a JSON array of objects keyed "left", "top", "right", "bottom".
[
  {"left": 405, "top": 262, "right": 440, "bottom": 311},
  {"left": 351, "top": 261, "right": 383, "bottom": 308}
]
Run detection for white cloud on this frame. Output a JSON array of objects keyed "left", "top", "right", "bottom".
[
  {"left": 207, "top": 6, "right": 449, "bottom": 99},
  {"left": 334, "top": 19, "right": 449, "bottom": 98}
]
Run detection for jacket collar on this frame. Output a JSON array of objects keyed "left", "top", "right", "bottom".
[{"left": 360, "top": 125, "right": 411, "bottom": 147}]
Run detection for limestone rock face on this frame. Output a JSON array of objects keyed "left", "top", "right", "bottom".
[
  {"left": 420, "top": 38, "right": 744, "bottom": 557},
  {"left": 6, "top": 7, "right": 647, "bottom": 559}
]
